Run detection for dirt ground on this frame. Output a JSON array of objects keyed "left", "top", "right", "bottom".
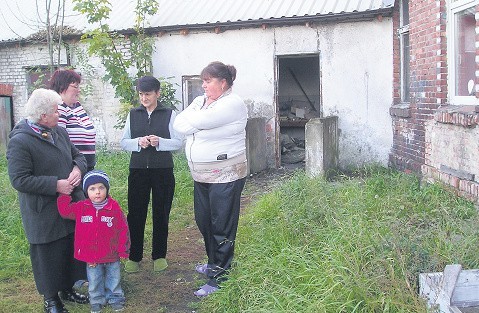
[{"left": 117, "top": 167, "right": 298, "bottom": 313}]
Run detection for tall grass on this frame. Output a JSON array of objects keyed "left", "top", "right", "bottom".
[
  {"left": 0, "top": 153, "right": 30, "bottom": 279},
  {"left": 199, "top": 167, "right": 479, "bottom": 312},
  {"left": 3, "top": 152, "right": 478, "bottom": 312}
]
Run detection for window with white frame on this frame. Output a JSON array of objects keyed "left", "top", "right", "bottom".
[
  {"left": 448, "top": 0, "right": 478, "bottom": 104},
  {"left": 182, "top": 75, "right": 203, "bottom": 109},
  {"left": 398, "top": 0, "right": 410, "bottom": 103}
]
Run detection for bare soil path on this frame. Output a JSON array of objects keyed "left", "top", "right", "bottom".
[{"left": 119, "top": 167, "right": 298, "bottom": 313}]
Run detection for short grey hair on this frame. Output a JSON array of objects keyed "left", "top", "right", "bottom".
[{"left": 25, "top": 88, "right": 62, "bottom": 123}]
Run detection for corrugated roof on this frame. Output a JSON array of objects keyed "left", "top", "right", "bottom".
[
  {"left": 0, "top": 0, "right": 395, "bottom": 42},
  {"left": 149, "top": 0, "right": 394, "bottom": 27}
]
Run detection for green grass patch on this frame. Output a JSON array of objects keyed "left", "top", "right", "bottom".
[
  {"left": 199, "top": 167, "right": 479, "bottom": 312},
  {"left": 0, "top": 154, "right": 31, "bottom": 280},
  {"left": 0, "top": 150, "right": 194, "bottom": 311},
  {"left": 2, "top": 153, "right": 478, "bottom": 312}
]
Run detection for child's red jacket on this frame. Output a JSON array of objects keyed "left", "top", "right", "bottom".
[{"left": 57, "top": 194, "right": 130, "bottom": 264}]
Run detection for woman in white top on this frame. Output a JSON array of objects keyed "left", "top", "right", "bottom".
[{"left": 174, "top": 61, "right": 248, "bottom": 297}]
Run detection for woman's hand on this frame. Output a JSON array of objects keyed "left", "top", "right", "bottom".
[
  {"left": 138, "top": 136, "right": 151, "bottom": 149},
  {"left": 147, "top": 135, "right": 159, "bottom": 147},
  {"left": 67, "top": 165, "right": 82, "bottom": 187},
  {"left": 57, "top": 179, "right": 74, "bottom": 195}
]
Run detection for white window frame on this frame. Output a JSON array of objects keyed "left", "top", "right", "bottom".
[
  {"left": 447, "top": 0, "right": 479, "bottom": 105},
  {"left": 398, "top": 0, "right": 410, "bottom": 103},
  {"left": 181, "top": 75, "right": 203, "bottom": 110}
]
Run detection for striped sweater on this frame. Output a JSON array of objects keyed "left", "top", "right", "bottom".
[{"left": 58, "top": 102, "right": 96, "bottom": 169}]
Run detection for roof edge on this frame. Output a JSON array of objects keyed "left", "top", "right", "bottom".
[
  {"left": 146, "top": 8, "right": 394, "bottom": 32},
  {"left": 0, "top": 7, "right": 394, "bottom": 46}
]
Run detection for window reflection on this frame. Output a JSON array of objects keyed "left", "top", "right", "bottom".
[{"left": 455, "top": 7, "right": 475, "bottom": 96}]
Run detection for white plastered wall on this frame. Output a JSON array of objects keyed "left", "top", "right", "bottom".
[
  {"left": 153, "top": 28, "right": 278, "bottom": 163},
  {"left": 2, "top": 18, "right": 393, "bottom": 168},
  {"left": 153, "top": 18, "right": 394, "bottom": 168},
  {"left": 316, "top": 20, "right": 394, "bottom": 167}
]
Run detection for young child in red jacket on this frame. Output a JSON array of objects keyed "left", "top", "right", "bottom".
[{"left": 58, "top": 170, "right": 130, "bottom": 313}]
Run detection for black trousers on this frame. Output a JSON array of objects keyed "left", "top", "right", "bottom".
[
  {"left": 127, "top": 168, "right": 175, "bottom": 262},
  {"left": 194, "top": 178, "right": 246, "bottom": 286},
  {"left": 30, "top": 233, "right": 87, "bottom": 298}
]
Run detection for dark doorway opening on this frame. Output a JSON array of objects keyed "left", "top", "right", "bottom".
[{"left": 277, "top": 54, "right": 320, "bottom": 168}]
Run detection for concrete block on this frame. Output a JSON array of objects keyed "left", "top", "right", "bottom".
[
  {"left": 419, "top": 264, "right": 479, "bottom": 312},
  {"left": 305, "top": 116, "right": 338, "bottom": 178},
  {"left": 246, "top": 117, "right": 268, "bottom": 175}
]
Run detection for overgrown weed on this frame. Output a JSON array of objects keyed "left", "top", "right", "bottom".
[
  {"left": 199, "top": 166, "right": 478, "bottom": 312},
  {"left": 2, "top": 154, "right": 478, "bottom": 312}
]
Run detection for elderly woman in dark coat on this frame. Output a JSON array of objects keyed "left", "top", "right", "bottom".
[{"left": 7, "top": 88, "right": 89, "bottom": 313}]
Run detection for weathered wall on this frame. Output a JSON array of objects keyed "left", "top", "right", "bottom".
[
  {"left": 314, "top": 21, "right": 394, "bottom": 167},
  {"left": 0, "top": 43, "right": 121, "bottom": 148},
  {"left": 425, "top": 118, "right": 479, "bottom": 179},
  {"left": 390, "top": 0, "right": 446, "bottom": 173},
  {"left": 390, "top": 1, "right": 479, "bottom": 202},
  {"left": 0, "top": 44, "right": 57, "bottom": 114},
  {"left": 2, "top": 18, "right": 394, "bottom": 169},
  {"left": 153, "top": 28, "right": 277, "bottom": 165},
  {"left": 154, "top": 19, "right": 394, "bottom": 168},
  {"left": 422, "top": 107, "right": 479, "bottom": 201}
]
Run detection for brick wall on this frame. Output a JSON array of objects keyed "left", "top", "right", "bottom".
[
  {"left": 390, "top": 0, "right": 446, "bottom": 172},
  {"left": 390, "top": 0, "right": 479, "bottom": 202},
  {"left": 0, "top": 84, "right": 13, "bottom": 96},
  {"left": 0, "top": 42, "right": 121, "bottom": 148},
  {"left": 0, "top": 43, "right": 62, "bottom": 119}
]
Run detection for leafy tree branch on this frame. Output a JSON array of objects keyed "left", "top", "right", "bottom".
[{"left": 73, "top": 0, "right": 179, "bottom": 128}]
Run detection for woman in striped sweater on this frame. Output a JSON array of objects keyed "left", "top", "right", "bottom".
[{"left": 49, "top": 69, "right": 97, "bottom": 171}]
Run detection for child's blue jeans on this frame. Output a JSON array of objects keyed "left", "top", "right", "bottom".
[{"left": 86, "top": 261, "right": 125, "bottom": 307}]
